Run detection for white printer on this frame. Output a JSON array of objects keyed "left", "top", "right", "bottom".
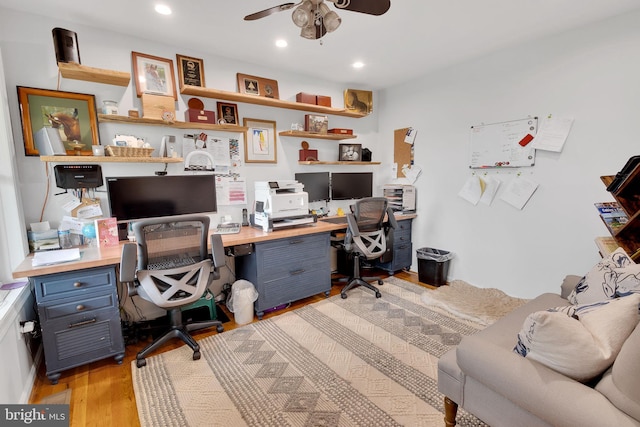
[{"left": 254, "top": 181, "right": 316, "bottom": 231}]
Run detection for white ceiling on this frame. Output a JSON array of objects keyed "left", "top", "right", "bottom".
[{"left": 1, "top": 0, "right": 639, "bottom": 89}]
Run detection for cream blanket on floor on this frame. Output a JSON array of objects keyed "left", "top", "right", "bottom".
[{"left": 420, "top": 280, "right": 528, "bottom": 326}]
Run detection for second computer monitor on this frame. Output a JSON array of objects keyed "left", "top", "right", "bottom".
[{"left": 331, "top": 172, "right": 373, "bottom": 200}]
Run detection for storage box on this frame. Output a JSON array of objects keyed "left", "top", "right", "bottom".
[
  {"left": 328, "top": 128, "right": 353, "bottom": 135},
  {"left": 185, "top": 109, "right": 216, "bottom": 124},
  {"left": 316, "top": 95, "right": 332, "bottom": 107},
  {"left": 296, "top": 92, "right": 317, "bottom": 105},
  {"left": 299, "top": 149, "right": 318, "bottom": 161},
  {"left": 141, "top": 93, "right": 176, "bottom": 120}
]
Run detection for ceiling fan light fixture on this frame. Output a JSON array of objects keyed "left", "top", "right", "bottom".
[
  {"left": 292, "top": 1, "right": 313, "bottom": 28},
  {"left": 318, "top": 2, "right": 340, "bottom": 32},
  {"left": 300, "top": 24, "right": 318, "bottom": 39}
]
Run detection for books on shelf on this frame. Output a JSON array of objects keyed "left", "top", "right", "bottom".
[
  {"left": 595, "top": 202, "right": 629, "bottom": 235},
  {"left": 94, "top": 217, "right": 119, "bottom": 247}
]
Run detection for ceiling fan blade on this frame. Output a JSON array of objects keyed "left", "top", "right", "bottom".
[
  {"left": 244, "top": 3, "right": 297, "bottom": 21},
  {"left": 332, "top": 0, "right": 390, "bottom": 16}
]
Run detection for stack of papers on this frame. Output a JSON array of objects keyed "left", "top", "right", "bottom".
[{"left": 32, "top": 248, "right": 81, "bottom": 267}]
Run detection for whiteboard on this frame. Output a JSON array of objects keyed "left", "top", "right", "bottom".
[{"left": 469, "top": 117, "right": 537, "bottom": 168}]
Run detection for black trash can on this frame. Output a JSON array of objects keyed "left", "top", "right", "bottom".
[{"left": 417, "top": 247, "right": 453, "bottom": 287}]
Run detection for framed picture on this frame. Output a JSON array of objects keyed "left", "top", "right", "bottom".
[
  {"left": 176, "top": 54, "right": 205, "bottom": 90},
  {"left": 344, "top": 89, "right": 373, "bottom": 114},
  {"left": 17, "top": 86, "right": 99, "bottom": 156},
  {"left": 132, "top": 51, "right": 177, "bottom": 100},
  {"left": 304, "top": 114, "right": 328, "bottom": 133},
  {"left": 217, "top": 102, "right": 239, "bottom": 125},
  {"left": 243, "top": 118, "right": 277, "bottom": 163},
  {"left": 339, "top": 143, "right": 362, "bottom": 162},
  {"left": 237, "top": 73, "right": 279, "bottom": 99}
]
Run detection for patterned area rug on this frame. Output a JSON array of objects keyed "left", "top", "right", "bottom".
[
  {"left": 421, "top": 280, "right": 529, "bottom": 326},
  {"left": 131, "top": 277, "right": 488, "bottom": 427}
]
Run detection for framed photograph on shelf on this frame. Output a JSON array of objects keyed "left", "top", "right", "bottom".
[
  {"left": 176, "top": 54, "right": 205, "bottom": 90},
  {"left": 17, "top": 86, "right": 99, "bottom": 156},
  {"left": 304, "top": 114, "right": 328, "bottom": 133},
  {"left": 243, "top": 118, "right": 277, "bottom": 163},
  {"left": 237, "top": 73, "right": 279, "bottom": 99},
  {"left": 339, "top": 143, "right": 362, "bottom": 162},
  {"left": 344, "top": 89, "right": 373, "bottom": 114},
  {"left": 132, "top": 51, "right": 177, "bottom": 99},
  {"left": 217, "top": 102, "right": 239, "bottom": 125}
]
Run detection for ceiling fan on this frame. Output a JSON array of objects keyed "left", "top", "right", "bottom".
[{"left": 244, "top": 0, "right": 391, "bottom": 40}]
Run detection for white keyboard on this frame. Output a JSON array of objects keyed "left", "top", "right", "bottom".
[{"left": 214, "top": 223, "right": 241, "bottom": 234}]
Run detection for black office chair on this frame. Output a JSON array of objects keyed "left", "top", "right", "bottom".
[
  {"left": 334, "top": 197, "right": 397, "bottom": 299},
  {"left": 119, "top": 214, "right": 225, "bottom": 368}
]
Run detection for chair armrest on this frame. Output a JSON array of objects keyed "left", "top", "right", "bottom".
[
  {"left": 120, "top": 242, "right": 137, "bottom": 283},
  {"left": 346, "top": 213, "right": 360, "bottom": 237},
  {"left": 210, "top": 233, "right": 226, "bottom": 269},
  {"left": 386, "top": 207, "right": 398, "bottom": 229}
]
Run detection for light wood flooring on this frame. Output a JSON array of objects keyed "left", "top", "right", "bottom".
[{"left": 29, "top": 270, "right": 429, "bottom": 426}]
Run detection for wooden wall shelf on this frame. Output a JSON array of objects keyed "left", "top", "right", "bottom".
[
  {"left": 279, "top": 130, "right": 356, "bottom": 140},
  {"left": 58, "top": 62, "right": 130, "bottom": 87},
  {"left": 40, "top": 155, "right": 184, "bottom": 164},
  {"left": 298, "top": 161, "right": 380, "bottom": 165},
  {"left": 98, "top": 114, "right": 248, "bottom": 132},
  {"left": 600, "top": 171, "right": 640, "bottom": 261},
  {"left": 181, "top": 85, "right": 366, "bottom": 118}
]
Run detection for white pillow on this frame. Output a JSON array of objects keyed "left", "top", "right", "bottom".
[
  {"left": 513, "top": 294, "right": 640, "bottom": 382},
  {"left": 567, "top": 247, "right": 640, "bottom": 304}
]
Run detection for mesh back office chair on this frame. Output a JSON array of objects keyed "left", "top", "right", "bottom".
[
  {"left": 119, "top": 214, "right": 224, "bottom": 368},
  {"left": 334, "top": 197, "right": 397, "bottom": 299}
]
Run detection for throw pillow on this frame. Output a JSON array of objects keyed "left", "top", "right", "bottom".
[
  {"left": 513, "top": 293, "right": 640, "bottom": 382},
  {"left": 567, "top": 247, "right": 640, "bottom": 304}
]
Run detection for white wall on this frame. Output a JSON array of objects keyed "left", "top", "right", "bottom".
[{"left": 379, "top": 10, "right": 640, "bottom": 297}]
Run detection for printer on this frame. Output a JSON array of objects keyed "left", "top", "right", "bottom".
[{"left": 254, "top": 180, "right": 316, "bottom": 231}]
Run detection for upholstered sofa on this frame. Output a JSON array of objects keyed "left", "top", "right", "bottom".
[{"left": 438, "top": 274, "right": 640, "bottom": 427}]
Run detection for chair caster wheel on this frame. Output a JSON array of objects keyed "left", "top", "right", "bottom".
[
  {"left": 136, "top": 358, "right": 147, "bottom": 368},
  {"left": 193, "top": 351, "right": 201, "bottom": 361},
  {"left": 377, "top": 280, "right": 384, "bottom": 285},
  {"left": 216, "top": 325, "right": 224, "bottom": 333},
  {"left": 341, "top": 293, "right": 347, "bottom": 299},
  {"left": 375, "top": 292, "right": 382, "bottom": 298}
]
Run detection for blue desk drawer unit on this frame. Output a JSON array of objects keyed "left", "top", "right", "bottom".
[
  {"left": 376, "top": 218, "right": 413, "bottom": 274},
  {"left": 236, "top": 232, "right": 331, "bottom": 319},
  {"left": 32, "top": 266, "right": 125, "bottom": 384}
]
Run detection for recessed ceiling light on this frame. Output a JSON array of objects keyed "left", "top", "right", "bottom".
[
  {"left": 352, "top": 61, "right": 365, "bottom": 69},
  {"left": 275, "top": 39, "right": 288, "bottom": 48},
  {"left": 155, "top": 4, "right": 172, "bottom": 15}
]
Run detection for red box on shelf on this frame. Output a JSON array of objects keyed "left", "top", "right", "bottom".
[
  {"left": 316, "top": 95, "right": 331, "bottom": 107},
  {"left": 296, "top": 92, "right": 317, "bottom": 105},
  {"left": 185, "top": 109, "right": 216, "bottom": 124},
  {"left": 299, "top": 149, "right": 318, "bottom": 161},
  {"left": 328, "top": 128, "right": 353, "bottom": 135}
]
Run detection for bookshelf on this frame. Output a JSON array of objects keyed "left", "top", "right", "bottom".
[{"left": 600, "top": 167, "right": 640, "bottom": 261}]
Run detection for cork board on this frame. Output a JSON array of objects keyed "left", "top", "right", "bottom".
[{"left": 394, "top": 128, "right": 412, "bottom": 178}]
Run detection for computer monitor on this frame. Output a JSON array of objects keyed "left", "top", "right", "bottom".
[
  {"left": 295, "top": 172, "right": 330, "bottom": 202},
  {"left": 331, "top": 172, "right": 373, "bottom": 200},
  {"left": 106, "top": 175, "right": 217, "bottom": 239}
]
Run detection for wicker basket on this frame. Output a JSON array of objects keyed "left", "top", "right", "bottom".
[{"left": 105, "top": 146, "right": 154, "bottom": 157}]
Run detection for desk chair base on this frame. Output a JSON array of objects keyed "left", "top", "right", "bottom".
[
  {"left": 335, "top": 253, "right": 384, "bottom": 299},
  {"left": 136, "top": 307, "right": 223, "bottom": 368}
]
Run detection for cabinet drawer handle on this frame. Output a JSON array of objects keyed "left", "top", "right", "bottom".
[
  {"left": 289, "top": 239, "right": 304, "bottom": 245},
  {"left": 76, "top": 304, "right": 86, "bottom": 311},
  {"left": 69, "top": 318, "right": 96, "bottom": 328},
  {"left": 73, "top": 282, "right": 83, "bottom": 288},
  {"left": 290, "top": 269, "right": 306, "bottom": 275}
]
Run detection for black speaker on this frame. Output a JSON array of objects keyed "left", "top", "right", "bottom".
[
  {"left": 52, "top": 28, "right": 80, "bottom": 64},
  {"left": 362, "top": 148, "right": 372, "bottom": 162}
]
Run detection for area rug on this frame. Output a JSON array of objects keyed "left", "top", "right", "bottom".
[
  {"left": 420, "top": 280, "right": 529, "bottom": 326},
  {"left": 132, "top": 277, "right": 488, "bottom": 427}
]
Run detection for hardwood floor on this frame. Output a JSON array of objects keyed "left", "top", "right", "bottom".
[{"left": 28, "top": 270, "right": 428, "bottom": 427}]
